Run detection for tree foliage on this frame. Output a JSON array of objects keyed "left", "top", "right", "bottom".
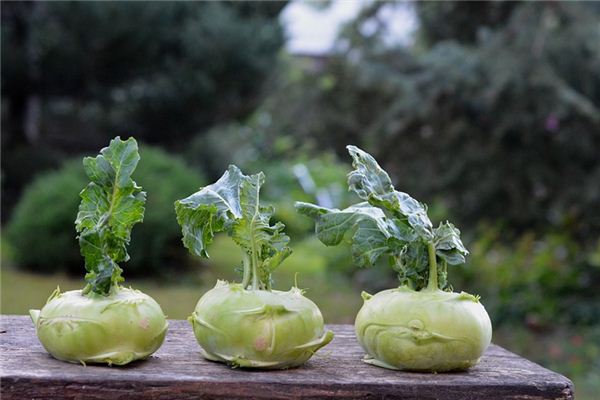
[
  {"left": 1, "top": 1, "right": 285, "bottom": 217},
  {"left": 1, "top": 1, "right": 285, "bottom": 146},
  {"left": 262, "top": 2, "right": 600, "bottom": 241}
]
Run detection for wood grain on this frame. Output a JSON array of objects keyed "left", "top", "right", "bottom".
[{"left": 0, "top": 315, "right": 574, "bottom": 399}]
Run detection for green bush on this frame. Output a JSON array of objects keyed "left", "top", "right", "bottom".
[
  {"left": 260, "top": 154, "right": 356, "bottom": 238},
  {"left": 6, "top": 145, "right": 204, "bottom": 278},
  {"left": 453, "top": 227, "right": 600, "bottom": 326},
  {"left": 5, "top": 161, "right": 84, "bottom": 274}
]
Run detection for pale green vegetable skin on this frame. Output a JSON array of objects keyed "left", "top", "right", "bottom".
[
  {"left": 29, "top": 137, "right": 168, "bottom": 365},
  {"left": 176, "top": 165, "right": 333, "bottom": 369},
  {"left": 297, "top": 145, "right": 492, "bottom": 372},
  {"left": 189, "top": 281, "right": 333, "bottom": 369},
  {"left": 30, "top": 287, "right": 168, "bottom": 366},
  {"left": 356, "top": 288, "right": 491, "bottom": 371}
]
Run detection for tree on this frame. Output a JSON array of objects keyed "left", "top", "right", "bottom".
[
  {"left": 1, "top": 1, "right": 286, "bottom": 217},
  {"left": 260, "top": 2, "right": 600, "bottom": 240}
]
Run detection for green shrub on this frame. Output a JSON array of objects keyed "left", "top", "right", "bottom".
[
  {"left": 260, "top": 154, "right": 356, "bottom": 238},
  {"left": 6, "top": 145, "right": 204, "bottom": 278},
  {"left": 453, "top": 227, "right": 600, "bottom": 326},
  {"left": 6, "top": 161, "right": 84, "bottom": 274}
]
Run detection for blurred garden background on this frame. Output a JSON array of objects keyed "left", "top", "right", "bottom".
[{"left": 1, "top": 1, "right": 599, "bottom": 397}]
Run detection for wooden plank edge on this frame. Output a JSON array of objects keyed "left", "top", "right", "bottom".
[{"left": 0, "top": 373, "right": 575, "bottom": 400}]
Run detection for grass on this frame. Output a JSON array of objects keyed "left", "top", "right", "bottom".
[
  {"left": 0, "top": 268, "right": 362, "bottom": 323},
  {"left": 1, "top": 267, "right": 200, "bottom": 319},
  {"left": 0, "top": 232, "right": 362, "bottom": 322}
]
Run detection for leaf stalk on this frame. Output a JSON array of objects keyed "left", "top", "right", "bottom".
[
  {"left": 241, "top": 253, "right": 251, "bottom": 289},
  {"left": 426, "top": 242, "right": 438, "bottom": 291}
]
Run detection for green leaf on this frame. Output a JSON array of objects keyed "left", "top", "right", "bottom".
[
  {"left": 295, "top": 202, "right": 401, "bottom": 268},
  {"left": 175, "top": 165, "right": 291, "bottom": 289},
  {"left": 394, "top": 240, "right": 430, "bottom": 289},
  {"left": 174, "top": 165, "right": 243, "bottom": 258},
  {"left": 231, "top": 173, "right": 272, "bottom": 254},
  {"left": 347, "top": 145, "right": 395, "bottom": 200},
  {"left": 75, "top": 137, "right": 145, "bottom": 295},
  {"left": 434, "top": 221, "right": 469, "bottom": 265},
  {"left": 297, "top": 146, "right": 469, "bottom": 291},
  {"left": 346, "top": 145, "right": 433, "bottom": 240}
]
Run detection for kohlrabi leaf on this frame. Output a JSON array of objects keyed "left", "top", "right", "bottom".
[
  {"left": 232, "top": 172, "right": 292, "bottom": 282},
  {"left": 394, "top": 240, "right": 430, "bottom": 290},
  {"left": 346, "top": 145, "right": 433, "bottom": 240},
  {"left": 174, "top": 165, "right": 243, "bottom": 258},
  {"left": 434, "top": 222, "right": 469, "bottom": 265},
  {"left": 297, "top": 145, "right": 469, "bottom": 291},
  {"left": 347, "top": 145, "right": 395, "bottom": 200},
  {"left": 175, "top": 166, "right": 291, "bottom": 290},
  {"left": 75, "top": 137, "right": 145, "bottom": 295},
  {"left": 295, "top": 202, "right": 402, "bottom": 268}
]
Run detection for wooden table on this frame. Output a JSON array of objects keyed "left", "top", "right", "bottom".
[{"left": 0, "top": 315, "right": 574, "bottom": 399}]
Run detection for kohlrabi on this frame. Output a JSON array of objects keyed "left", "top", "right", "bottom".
[
  {"left": 296, "top": 146, "right": 492, "bottom": 372},
  {"left": 29, "top": 137, "right": 168, "bottom": 366},
  {"left": 175, "top": 165, "right": 333, "bottom": 369}
]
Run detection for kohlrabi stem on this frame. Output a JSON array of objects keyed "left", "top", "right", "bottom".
[
  {"left": 241, "top": 253, "right": 251, "bottom": 289},
  {"left": 250, "top": 182, "right": 261, "bottom": 291},
  {"left": 426, "top": 242, "right": 438, "bottom": 291},
  {"left": 251, "top": 249, "right": 259, "bottom": 291}
]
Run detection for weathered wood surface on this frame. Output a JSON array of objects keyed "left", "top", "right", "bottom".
[{"left": 0, "top": 315, "right": 573, "bottom": 400}]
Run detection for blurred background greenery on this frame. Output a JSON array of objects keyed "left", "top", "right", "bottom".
[{"left": 1, "top": 1, "right": 599, "bottom": 397}]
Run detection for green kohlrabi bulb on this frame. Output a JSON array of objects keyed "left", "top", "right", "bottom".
[
  {"left": 189, "top": 281, "right": 334, "bottom": 369},
  {"left": 355, "top": 287, "right": 492, "bottom": 372},
  {"left": 30, "top": 287, "right": 168, "bottom": 365}
]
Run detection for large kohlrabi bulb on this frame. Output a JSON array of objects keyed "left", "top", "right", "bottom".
[
  {"left": 30, "top": 287, "right": 168, "bottom": 365},
  {"left": 188, "top": 280, "right": 334, "bottom": 369},
  {"left": 355, "top": 287, "right": 492, "bottom": 371}
]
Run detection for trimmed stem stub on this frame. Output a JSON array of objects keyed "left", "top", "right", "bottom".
[{"left": 29, "top": 309, "right": 40, "bottom": 325}]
